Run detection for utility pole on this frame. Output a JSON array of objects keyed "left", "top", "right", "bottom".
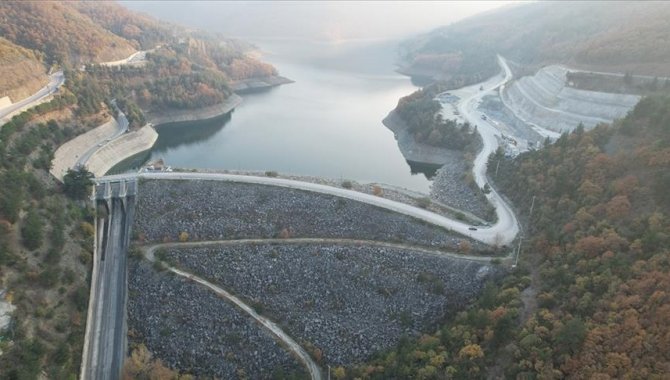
[
  {"left": 514, "top": 238, "right": 522, "bottom": 268},
  {"left": 328, "top": 364, "right": 331, "bottom": 380},
  {"left": 495, "top": 159, "right": 501, "bottom": 178},
  {"left": 528, "top": 195, "right": 536, "bottom": 218}
]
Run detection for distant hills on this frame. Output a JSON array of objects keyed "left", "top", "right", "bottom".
[{"left": 401, "top": 1, "right": 670, "bottom": 85}]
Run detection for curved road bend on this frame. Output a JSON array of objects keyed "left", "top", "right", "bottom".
[
  {"left": 104, "top": 169, "right": 519, "bottom": 246},
  {"left": 75, "top": 105, "right": 130, "bottom": 168},
  {"left": 0, "top": 71, "right": 65, "bottom": 126},
  {"left": 143, "top": 244, "right": 323, "bottom": 380},
  {"left": 452, "top": 55, "right": 520, "bottom": 245}
]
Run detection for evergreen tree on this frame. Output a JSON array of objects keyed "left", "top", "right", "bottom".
[{"left": 63, "top": 167, "right": 94, "bottom": 200}]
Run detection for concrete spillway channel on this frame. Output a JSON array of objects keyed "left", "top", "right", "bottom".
[{"left": 81, "top": 181, "right": 136, "bottom": 380}]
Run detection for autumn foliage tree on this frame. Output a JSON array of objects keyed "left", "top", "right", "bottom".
[{"left": 351, "top": 95, "right": 670, "bottom": 378}]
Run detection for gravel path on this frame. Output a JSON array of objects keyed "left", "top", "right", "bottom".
[
  {"left": 127, "top": 259, "right": 307, "bottom": 379},
  {"left": 157, "top": 242, "right": 501, "bottom": 366}
]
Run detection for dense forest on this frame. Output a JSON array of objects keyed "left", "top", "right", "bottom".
[
  {"left": 0, "top": 90, "right": 94, "bottom": 378},
  {"left": 402, "top": 1, "right": 670, "bottom": 86},
  {"left": 395, "top": 85, "right": 480, "bottom": 152},
  {"left": 347, "top": 95, "right": 670, "bottom": 378}
]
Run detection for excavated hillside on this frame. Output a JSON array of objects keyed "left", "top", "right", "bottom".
[{"left": 502, "top": 65, "right": 641, "bottom": 133}]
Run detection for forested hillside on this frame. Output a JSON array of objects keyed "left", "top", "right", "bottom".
[
  {"left": 0, "top": 0, "right": 280, "bottom": 113},
  {"left": 401, "top": 1, "right": 670, "bottom": 86},
  {"left": 70, "top": 1, "right": 172, "bottom": 50},
  {"left": 0, "top": 37, "right": 48, "bottom": 102},
  {"left": 349, "top": 95, "right": 670, "bottom": 378},
  {"left": 0, "top": 1, "right": 136, "bottom": 66}
]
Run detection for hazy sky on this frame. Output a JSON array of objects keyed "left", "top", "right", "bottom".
[{"left": 123, "top": 1, "right": 515, "bottom": 41}]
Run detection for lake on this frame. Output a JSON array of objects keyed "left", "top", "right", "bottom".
[{"left": 135, "top": 38, "right": 433, "bottom": 193}]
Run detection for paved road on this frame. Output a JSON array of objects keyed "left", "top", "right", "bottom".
[
  {"left": 143, "top": 243, "right": 323, "bottom": 380},
  {"left": 82, "top": 195, "right": 132, "bottom": 380},
  {"left": 0, "top": 71, "right": 65, "bottom": 126},
  {"left": 102, "top": 168, "right": 518, "bottom": 246},
  {"left": 99, "top": 46, "right": 159, "bottom": 67},
  {"left": 450, "top": 55, "right": 520, "bottom": 246},
  {"left": 76, "top": 103, "right": 129, "bottom": 168}
]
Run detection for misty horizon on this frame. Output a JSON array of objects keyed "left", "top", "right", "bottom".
[{"left": 121, "top": 1, "right": 515, "bottom": 42}]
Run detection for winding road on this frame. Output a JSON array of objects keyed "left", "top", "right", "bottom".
[
  {"left": 0, "top": 71, "right": 65, "bottom": 127},
  {"left": 75, "top": 102, "right": 130, "bottom": 168},
  {"left": 452, "top": 55, "right": 520, "bottom": 246},
  {"left": 104, "top": 167, "right": 519, "bottom": 246}
]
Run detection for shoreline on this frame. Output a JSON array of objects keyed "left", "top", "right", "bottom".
[
  {"left": 382, "top": 110, "right": 461, "bottom": 166},
  {"left": 231, "top": 75, "right": 294, "bottom": 93},
  {"left": 52, "top": 74, "right": 294, "bottom": 180},
  {"left": 145, "top": 93, "right": 243, "bottom": 126}
]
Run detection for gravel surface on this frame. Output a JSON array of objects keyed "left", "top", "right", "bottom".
[
  {"left": 127, "top": 259, "right": 307, "bottom": 379},
  {"left": 478, "top": 95, "right": 543, "bottom": 146},
  {"left": 430, "top": 160, "right": 494, "bottom": 220},
  {"left": 160, "top": 243, "right": 501, "bottom": 366},
  {"left": 134, "top": 180, "right": 485, "bottom": 251}
]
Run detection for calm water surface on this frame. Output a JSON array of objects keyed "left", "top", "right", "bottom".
[{"left": 140, "top": 39, "right": 432, "bottom": 192}]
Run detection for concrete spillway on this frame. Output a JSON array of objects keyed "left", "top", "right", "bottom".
[
  {"left": 502, "top": 65, "right": 640, "bottom": 133},
  {"left": 81, "top": 179, "right": 137, "bottom": 380}
]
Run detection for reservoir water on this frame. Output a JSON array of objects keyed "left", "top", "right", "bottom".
[{"left": 138, "top": 39, "right": 433, "bottom": 192}]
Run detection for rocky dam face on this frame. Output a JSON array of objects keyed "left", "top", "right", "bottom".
[
  {"left": 501, "top": 65, "right": 641, "bottom": 133},
  {"left": 126, "top": 179, "right": 503, "bottom": 377}
]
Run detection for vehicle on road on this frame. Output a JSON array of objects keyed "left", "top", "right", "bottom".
[
  {"left": 481, "top": 114, "right": 487, "bottom": 120},
  {"left": 469, "top": 227, "right": 478, "bottom": 231}
]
